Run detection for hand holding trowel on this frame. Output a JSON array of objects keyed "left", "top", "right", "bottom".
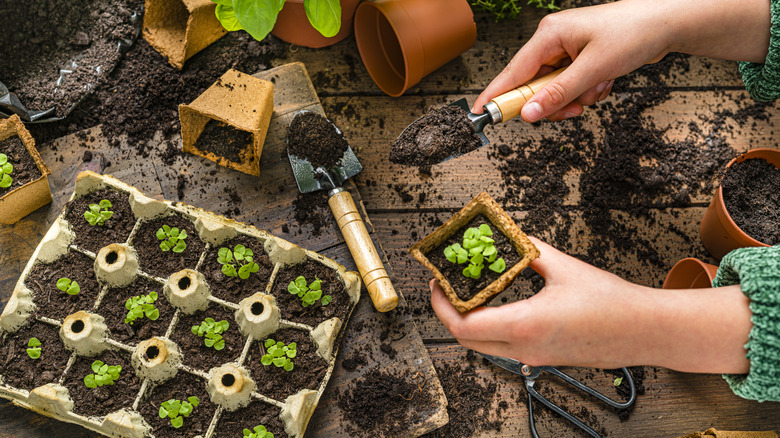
[{"left": 287, "top": 110, "right": 399, "bottom": 312}]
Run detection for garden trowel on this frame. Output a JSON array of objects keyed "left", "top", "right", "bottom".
[{"left": 287, "top": 110, "right": 399, "bottom": 312}]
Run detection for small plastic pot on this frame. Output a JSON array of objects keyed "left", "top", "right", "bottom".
[
  {"left": 662, "top": 258, "right": 719, "bottom": 289},
  {"left": 699, "top": 148, "right": 779, "bottom": 260},
  {"left": 271, "top": 0, "right": 362, "bottom": 48},
  {"left": 354, "top": 0, "right": 476, "bottom": 96}
]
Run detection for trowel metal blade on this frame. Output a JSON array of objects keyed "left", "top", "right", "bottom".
[{"left": 449, "top": 98, "right": 490, "bottom": 147}]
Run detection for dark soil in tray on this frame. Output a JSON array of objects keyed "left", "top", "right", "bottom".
[
  {"left": 62, "top": 349, "right": 140, "bottom": 418},
  {"left": 287, "top": 111, "right": 349, "bottom": 169},
  {"left": 131, "top": 213, "right": 205, "bottom": 279},
  {"left": 270, "top": 260, "right": 350, "bottom": 327},
  {"left": 427, "top": 215, "right": 522, "bottom": 302},
  {"left": 390, "top": 105, "right": 481, "bottom": 167},
  {"left": 138, "top": 371, "right": 216, "bottom": 438},
  {"left": 0, "top": 136, "right": 42, "bottom": 196},
  {"left": 214, "top": 400, "right": 288, "bottom": 438},
  {"left": 0, "top": 320, "right": 71, "bottom": 391},
  {"left": 246, "top": 328, "right": 327, "bottom": 401},
  {"left": 195, "top": 120, "right": 253, "bottom": 164},
  {"left": 64, "top": 187, "right": 136, "bottom": 254},
  {"left": 721, "top": 157, "right": 780, "bottom": 245},
  {"left": 96, "top": 277, "right": 175, "bottom": 345},
  {"left": 170, "top": 304, "right": 244, "bottom": 373},
  {"left": 200, "top": 234, "right": 273, "bottom": 303},
  {"left": 26, "top": 250, "right": 101, "bottom": 322}
]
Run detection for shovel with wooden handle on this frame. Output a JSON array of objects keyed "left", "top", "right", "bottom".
[{"left": 287, "top": 110, "right": 399, "bottom": 312}]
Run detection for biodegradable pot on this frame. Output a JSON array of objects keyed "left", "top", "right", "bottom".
[
  {"left": 142, "top": 0, "right": 227, "bottom": 69},
  {"left": 410, "top": 192, "right": 539, "bottom": 312},
  {"left": 662, "top": 258, "right": 719, "bottom": 289},
  {"left": 180, "top": 69, "right": 274, "bottom": 177},
  {"left": 0, "top": 114, "right": 52, "bottom": 224},
  {"left": 354, "top": 0, "right": 476, "bottom": 96},
  {"left": 699, "top": 148, "right": 779, "bottom": 260},
  {"left": 271, "top": 0, "right": 362, "bottom": 48}
]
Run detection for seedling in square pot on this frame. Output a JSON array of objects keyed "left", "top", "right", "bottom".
[
  {"left": 261, "top": 338, "right": 296, "bottom": 372},
  {"left": 444, "top": 223, "right": 507, "bottom": 279},
  {"left": 159, "top": 396, "right": 200, "bottom": 429},
  {"left": 124, "top": 291, "right": 160, "bottom": 325},
  {"left": 26, "top": 337, "right": 41, "bottom": 359},
  {"left": 56, "top": 277, "right": 80, "bottom": 295},
  {"left": 0, "top": 153, "right": 13, "bottom": 188},
  {"left": 84, "top": 199, "right": 113, "bottom": 226},
  {"left": 192, "top": 318, "right": 230, "bottom": 350},
  {"left": 156, "top": 224, "right": 188, "bottom": 253},
  {"left": 244, "top": 425, "right": 275, "bottom": 438},
  {"left": 83, "top": 360, "right": 122, "bottom": 388},
  {"left": 217, "top": 244, "right": 260, "bottom": 280},
  {"left": 288, "top": 275, "right": 332, "bottom": 307}
]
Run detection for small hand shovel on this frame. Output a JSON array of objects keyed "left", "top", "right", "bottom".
[{"left": 287, "top": 110, "right": 399, "bottom": 312}]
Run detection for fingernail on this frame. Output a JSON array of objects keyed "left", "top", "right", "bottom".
[
  {"left": 563, "top": 111, "right": 579, "bottom": 120},
  {"left": 523, "top": 102, "right": 542, "bottom": 122},
  {"left": 596, "top": 80, "right": 610, "bottom": 93}
]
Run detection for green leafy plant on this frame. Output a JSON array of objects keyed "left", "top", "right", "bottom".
[
  {"left": 159, "top": 396, "right": 200, "bottom": 429},
  {"left": 84, "top": 360, "right": 122, "bottom": 388},
  {"left": 244, "top": 425, "right": 275, "bottom": 438},
  {"left": 84, "top": 199, "right": 114, "bottom": 226},
  {"left": 191, "top": 318, "right": 229, "bottom": 350},
  {"left": 444, "top": 223, "right": 507, "bottom": 279},
  {"left": 0, "top": 153, "right": 13, "bottom": 189},
  {"left": 156, "top": 224, "right": 188, "bottom": 253},
  {"left": 124, "top": 292, "right": 160, "bottom": 325},
  {"left": 261, "top": 338, "right": 296, "bottom": 372},
  {"left": 210, "top": 0, "right": 342, "bottom": 43},
  {"left": 56, "top": 277, "right": 80, "bottom": 295},
  {"left": 288, "top": 275, "right": 332, "bottom": 307},
  {"left": 470, "top": 0, "right": 558, "bottom": 21},
  {"left": 26, "top": 337, "right": 41, "bottom": 360},
  {"left": 217, "top": 245, "right": 260, "bottom": 280}
]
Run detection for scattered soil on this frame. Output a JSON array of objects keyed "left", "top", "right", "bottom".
[
  {"left": 245, "top": 328, "right": 328, "bottom": 402},
  {"left": 427, "top": 215, "right": 522, "bottom": 301},
  {"left": 194, "top": 120, "right": 253, "bottom": 164},
  {"left": 130, "top": 213, "right": 206, "bottom": 279},
  {"left": 200, "top": 233, "right": 274, "bottom": 304},
  {"left": 138, "top": 370, "right": 216, "bottom": 438},
  {"left": 721, "top": 157, "right": 780, "bottom": 245},
  {"left": 292, "top": 190, "right": 333, "bottom": 237},
  {"left": 62, "top": 349, "right": 141, "bottom": 418},
  {"left": 0, "top": 136, "right": 42, "bottom": 196},
  {"left": 170, "top": 304, "right": 245, "bottom": 373},
  {"left": 26, "top": 250, "right": 101, "bottom": 322},
  {"left": 0, "top": 320, "right": 71, "bottom": 391},
  {"left": 287, "top": 111, "right": 349, "bottom": 168},
  {"left": 95, "top": 276, "right": 175, "bottom": 345},
  {"left": 269, "top": 260, "right": 350, "bottom": 327},
  {"left": 64, "top": 187, "right": 136, "bottom": 254},
  {"left": 390, "top": 105, "right": 481, "bottom": 167},
  {"left": 214, "top": 401, "right": 288, "bottom": 438}
]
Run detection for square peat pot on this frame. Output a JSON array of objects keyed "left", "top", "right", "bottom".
[
  {"left": 0, "top": 114, "right": 52, "bottom": 224},
  {"left": 410, "top": 192, "right": 539, "bottom": 312},
  {"left": 179, "top": 69, "right": 274, "bottom": 178},
  {"left": 142, "top": 0, "right": 227, "bottom": 69}
]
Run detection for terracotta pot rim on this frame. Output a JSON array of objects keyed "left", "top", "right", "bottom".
[{"left": 662, "top": 257, "right": 719, "bottom": 289}]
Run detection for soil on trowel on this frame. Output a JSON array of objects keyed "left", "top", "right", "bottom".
[
  {"left": 26, "top": 250, "right": 102, "bottom": 322},
  {"left": 390, "top": 105, "right": 481, "bottom": 167},
  {"left": 62, "top": 349, "right": 141, "bottom": 417},
  {"left": 214, "top": 400, "right": 289, "bottom": 438},
  {"left": 64, "top": 187, "right": 136, "bottom": 254},
  {"left": 194, "top": 119, "right": 253, "bottom": 164},
  {"left": 0, "top": 320, "right": 71, "bottom": 391},
  {"left": 0, "top": 136, "right": 42, "bottom": 196},
  {"left": 138, "top": 371, "right": 217, "bottom": 438},
  {"left": 721, "top": 157, "right": 780, "bottom": 245},
  {"left": 287, "top": 111, "right": 349, "bottom": 168}
]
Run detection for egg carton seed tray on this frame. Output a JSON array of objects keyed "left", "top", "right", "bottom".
[{"left": 0, "top": 171, "right": 361, "bottom": 438}]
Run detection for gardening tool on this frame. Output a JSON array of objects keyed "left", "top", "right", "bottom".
[
  {"left": 481, "top": 353, "right": 636, "bottom": 438},
  {"left": 287, "top": 110, "right": 399, "bottom": 312}
]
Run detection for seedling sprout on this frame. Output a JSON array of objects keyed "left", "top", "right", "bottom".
[
  {"left": 56, "top": 277, "right": 80, "bottom": 295},
  {"left": 217, "top": 244, "right": 260, "bottom": 280},
  {"left": 26, "top": 338, "right": 41, "bottom": 359},
  {"left": 288, "top": 275, "right": 332, "bottom": 307},
  {"left": 84, "top": 199, "right": 114, "bottom": 226},
  {"left": 0, "top": 153, "right": 13, "bottom": 189},
  {"left": 191, "top": 318, "right": 229, "bottom": 350},
  {"left": 261, "top": 338, "right": 296, "bottom": 372},
  {"left": 444, "top": 223, "right": 507, "bottom": 279},
  {"left": 244, "top": 425, "right": 275, "bottom": 438},
  {"left": 159, "top": 396, "right": 200, "bottom": 429},
  {"left": 124, "top": 291, "right": 160, "bottom": 324},
  {"left": 156, "top": 224, "right": 188, "bottom": 253},
  {"left": 83, "top": 360, "right": 122, "bottom": 388}
]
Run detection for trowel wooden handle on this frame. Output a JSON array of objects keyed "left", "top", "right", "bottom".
[
  {"left": 328, "top": 189, "right": 399, "bottom": 312},
  {"left": 489, "top": 67, "right": 566, "bottom": 122}
]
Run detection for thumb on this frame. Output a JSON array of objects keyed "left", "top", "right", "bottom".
[{"left": 526, "top": 236, "right": 589, "bottom": 281}]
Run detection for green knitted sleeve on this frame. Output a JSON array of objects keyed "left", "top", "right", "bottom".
[
  {"left": 713, "top": 245, "right": 780, "bottom": 402},
  {"left": 739, "top": 0, "right": 780, "bottom": 102}
]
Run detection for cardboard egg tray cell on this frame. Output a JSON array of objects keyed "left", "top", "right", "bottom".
[{"left": 0, "top": 171, "right": 360, "bottom": 438}]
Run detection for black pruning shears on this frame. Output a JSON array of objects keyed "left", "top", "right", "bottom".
[{"left": 481, "top": 353, "right": 636, "bottom": 438}]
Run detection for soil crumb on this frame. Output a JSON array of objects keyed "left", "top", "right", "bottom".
[
  {"left": 721, "top": 157, "right": 780, "bottom": 245},
  {"left": 287, "top": 111, "right": 349, "bottom": 168}
]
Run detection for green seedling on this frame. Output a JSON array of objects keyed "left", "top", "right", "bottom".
[
  {"left": 217, "top": 244, "right": 260, "bottom": 280},
  {"left": 124, "top": 292, "right": 160, "bottom": 325},
  {"left": 84, "top": 360, "right": 122, "bottom": 388},
  {"left": 613, "top": 377, "right": 624, "bottom": 387},
  {"left": 156, "top": 224, "right": 188, "bottom": 253},
  {"left": 191, "top": 318, "right": 229, "bottom": 351},
  {"left": 444, "top": 223, "right": 507, "bottom": 279},
  {"left": 159, "top": 396, "right": 200, "bottom": 429},
  {"left": 0, "top": 153, "right": 13, "bottom": 189},
  {"left": 84, "top": 199, "right": 114, "bottom": 226},
  {"left": 261, "top": 338, "right": 296, "bottom": 372},
  {"left": 470, "top": 0, "right": 558, "bottom": 21},
  {"left": 244, "top": 425, "right": 275, "bottom": 438},
  {"left": 26, "top": 338, "right": 41, "bottom": 360},
  {"left": 56, "top": 277, "right": 80, "bottom": 295},
  {"left": 287, "top": 275, "right": 332, "bottom": 307}
]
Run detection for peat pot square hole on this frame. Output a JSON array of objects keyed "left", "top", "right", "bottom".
[
  {"left": 169, "top": 304, "right": 245, "bottom": 373},
  {"left": 26, "top": 250, "right": 101, "bottom": 322},
  {"left": 139, "top": 371, "right": 217, "bottom": 438},
  {"left": 200, "top": 234, "right": 273, "bottom": 304},
  {"left": 214, "top": 401, "right": 287, "bottom": 438},
  {"left": 97, "top": 277, "right": 175, "bottom": 345},
  {"left": 64, "top": 187, "right": 136, "bottom": 254},
  {"left": 131, "top": 214, "right": 206, "bottom": 279},
  {"left": 0, "top": 320, "right": 71, "bottom": 391},
  {"left": 62, "top": 349, "right": 141, "bottom": 418},
  {"left": 270, "top": 259, "right": 350, "bottom": 327}
]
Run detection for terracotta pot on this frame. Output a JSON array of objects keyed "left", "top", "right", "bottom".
[
  {"left": 354, "top": 0, "right": 476, "bottom": 96},
  {"left": 699, "top": 148, "right": 780, "bottom": 260},
  {"left": 271, "top": 0, "right": 362, "bottom": 48},
  {"left": 662, "top": 258, "right": 719, "bottom": 289}
]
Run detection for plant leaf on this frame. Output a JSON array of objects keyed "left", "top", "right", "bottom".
[
  {"left": 28, "top": 337, "right": 41, "bottom": 347},
  {"left": 479, "top": 223, "right": 492, "bottom": 236},
  {"left": 488, "top": 258, "right": 506, "bottom": 273},
  {"left": 264, "top": 338, "right": 275, "bottom": 348},
  {"left": 216, "top": 3, "right": 245, "bottom": 31},
  {"left": 321, "top": 295, "right": 332, "bottom": 306},
  {"left": 57, "top": 278, "right": 71, "bottom": 291},
  {"left": 188, "top": 396, "right": 200, "bottom": 407},
  {"left": 156, "top": 228, "right": 167, "bottom": 240},
  {"left": 159, "top": 405, "right": 168, "bottom": 419},
  {"left": 261, "top": 354, "right": 273, "bottom": 366},
  {"left": 0, "top": 154, "right": 6, "bottom": 165},
  {"left": 1, "top": 162, "right": 11, "bottom": 174},
  {"left": 171, "top": 416, "right": 184, "bottom": 428},
  {"left": 27, "top": 347, "right": 41, "bottom": 359},
  {"left": 99, "top": 199, "right": 113, "bottom": 209},
  {"left": 0, "top": 174, "right": 11, "bottom": 188},
  {"left": 284, "top": 362, "right": 294, "bottom": 372},
  {"left": 305, "top": 0, "right": 342, "bottom": 37},
  {"left": 92, "top": 360, "right": 104, "bottom": 374},
  {"left": 84, "top": 374, "right": 97, "bottom": 388},
  {"left": 214, "top": 339, "right": 225, "bottom": 350},
  {"left": 234, "top": 0, "right": 285, "bottom": 42},
  {"left": 222, "top": 264, "right": 237, "bottom": 277},
  {"left": 173, "top": 240, "right": 187, "bottom": 253}
]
